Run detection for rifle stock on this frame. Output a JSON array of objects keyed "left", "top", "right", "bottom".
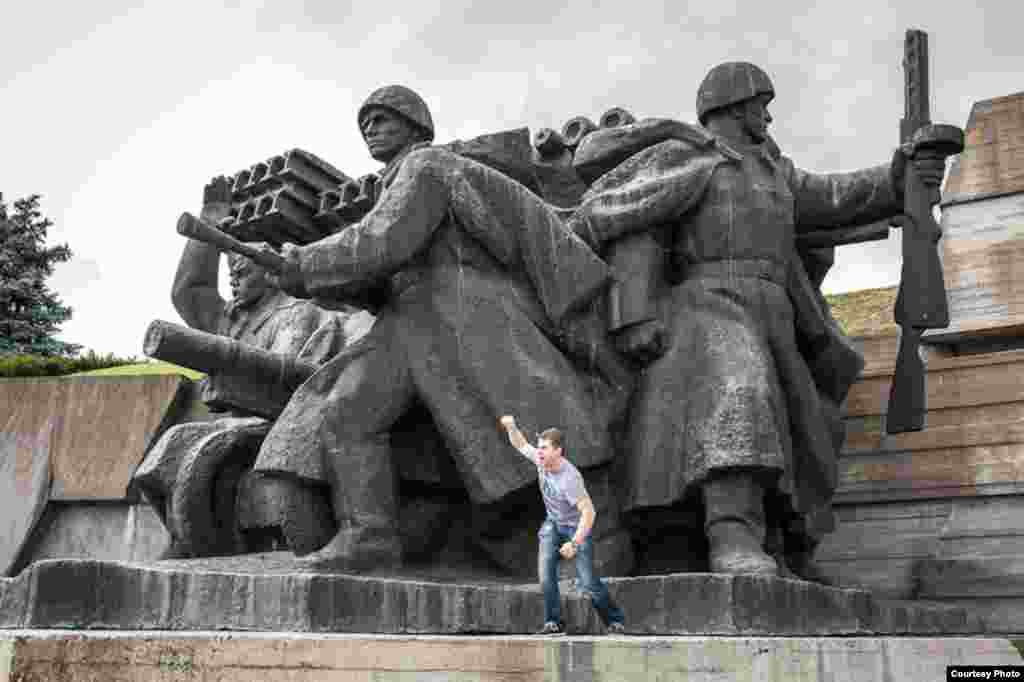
[{"left": 885, "top": 30, "right": 964, "bottom": 434}]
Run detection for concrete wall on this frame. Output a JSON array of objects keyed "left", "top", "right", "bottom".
[
  {"left": 1, "top": 375, "right": 190, "bottom": 575},
  {"left": 2, "top": 632, "right": 1022, "bottom": 681},
  {"left": 816, "top": 333, "right": 1024, "bottom": 631}
]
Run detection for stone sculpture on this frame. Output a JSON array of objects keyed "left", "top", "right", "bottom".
[
  {"left": 560, "top": 62, "right": 948, "bottom": 578},
  {"left": 132, "top": 177, "right": 370, "bottom": 558},
  {"left": 159, "top": 52, "right": 953, "bottom": 581},
  {"left": 251, "top": 84, "right": 635, "bottom": 572}
]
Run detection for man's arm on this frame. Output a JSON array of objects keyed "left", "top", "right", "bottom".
[
  {"left": 785, "top": 159, "right": 901, "bottom": 232},
  {"left": 286, "top": 152, "right": 449, "bottom": 302},
  {"left": 499, "top": 415, "right": 537, "bottom": 464},
  {"left": 171, "top": 178, "right": 231, "bottom": 333},
  {"left": 572, "top": 495, "right": 596, "bottom": 546}
]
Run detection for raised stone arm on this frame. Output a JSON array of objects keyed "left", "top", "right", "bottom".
[{"left": 171, "top": 177, "right": 233, "bottom": 333}]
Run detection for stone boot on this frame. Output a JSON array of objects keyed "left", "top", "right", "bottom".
[
  {"left": 300, "top": 435, "right": 402, "bottom": 572},
  {"left": 703, "top": 472, "right": 778, "bottom": 576}
]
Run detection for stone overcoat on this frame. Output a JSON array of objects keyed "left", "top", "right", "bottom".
[
  {"left": 568, "top": 121, "right": 901, "bottom": 526},
  {"left": 254, "top": 146, "right": 632, "bottom": 505}
]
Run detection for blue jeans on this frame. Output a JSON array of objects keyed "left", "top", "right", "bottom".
[{"left": 538, "top": 518, "right": 624, "bottom": 626}]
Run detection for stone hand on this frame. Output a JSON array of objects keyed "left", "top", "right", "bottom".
[
  {"left": 613, "top": 319, "right": 667, "bottom": 365},
  {"left": 892, "top": 147, "right": 947, "bottom": 194},
  {"left": 559, "top": 541, "right": 577, "bottom": 560},
  {"left": 910, "top": 152, "right": 947, "bottom": 189},
  {"left": 201, "top": 176, "right": 233, "bottom": 224},
  {"left": 271, "top": 243, "right": 309, "bottom": 299}
]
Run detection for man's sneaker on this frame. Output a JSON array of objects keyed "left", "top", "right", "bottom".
[
  {"left": 606, "top": 622, "right": 626, "bottom": 635},
  {"left": 536, "top": 622, "right": 565, "bottom": 636}
]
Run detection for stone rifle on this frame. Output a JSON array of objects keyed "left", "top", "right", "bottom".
[{"left": 885, "top": 29, "right": 965, "bottom": 434}]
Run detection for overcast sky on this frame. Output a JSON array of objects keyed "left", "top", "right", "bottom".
[{"left": 2, "top": 0, "right": 1020, "bottom": 356}]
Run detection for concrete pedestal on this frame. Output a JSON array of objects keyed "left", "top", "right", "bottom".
[{"left": 2, "top": 631, "right": 1022, "bottom": 681}]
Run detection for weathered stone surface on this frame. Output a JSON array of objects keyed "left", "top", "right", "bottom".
[
  {"left": 943, "top": 91, "right": 1024, "bottom": 205},
  {"left": 934, "top": 193, "right": 1024, "bottom": 340},
  {"left": 2, "top": 632, "right": 1021, "bottom": 681},
  {"left": 839, "top": 342, "right": 1024, "bottom": 503},
  {"left": 0, "top": 558, "right": 986, "bottom": 635},
  {"left": 19, "top": 504, "right": 169, "bottom": 569},
  {"left": 0, "top": 569, "right": 27, "bottom": 628},
  {"left": 0, "top": 375, "right": 190, "bottom": 501},
  {"left": 0, "top": 427, "right": 50, "bottom": 576}
]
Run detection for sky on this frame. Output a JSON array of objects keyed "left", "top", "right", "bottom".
[{"left": 1, "top": 0, "right": 1021, "bottom": 356}]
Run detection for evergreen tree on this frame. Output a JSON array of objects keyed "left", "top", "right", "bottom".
[{"left": 0, "top": 193, "right": 81, "bottom": 356}]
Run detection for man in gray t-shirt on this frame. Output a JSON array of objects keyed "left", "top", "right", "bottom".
[{"left": 500, "top": 416, "right": 625, "bottom": 635}]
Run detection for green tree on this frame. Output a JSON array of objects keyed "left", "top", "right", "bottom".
[{"left": 0, "top": 193, "right": 81, "bottom": 356}]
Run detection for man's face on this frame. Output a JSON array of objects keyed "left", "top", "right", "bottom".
[
  {"left": 229, "top": 256, "right": 269, "bottom": 307},
  {"left": 360, "top": 107, "right": 422, "bottom": 163},
  {"left": 537, "top": 438, "right": 563, "bottom": 472},
  {"left": 738, "top": 93, "right": 773, "bottom": 143}
]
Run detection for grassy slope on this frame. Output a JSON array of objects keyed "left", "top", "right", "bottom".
[
  {"left": 70, "top": 361, "right": 204, "bottom": 380},
  {"left": 824, "top": 286, "right": 899, "bottom": 337}
]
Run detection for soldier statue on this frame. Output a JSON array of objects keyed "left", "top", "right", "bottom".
[
  {"left": 254, "top": 85, "right": 634, "bottom": 571},
  {"left": 563, "top": 62, "right": 946, "bottom": 577},
  {"left": 132, "top": 178, "right": 369, "bottom": 559}
]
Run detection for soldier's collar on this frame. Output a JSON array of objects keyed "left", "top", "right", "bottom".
[
  {"left": 379, "top": 141, "right": 432, "bottom": 188},
  {"left": 248, "top": 290, "right": 296, "bottom": 335}
]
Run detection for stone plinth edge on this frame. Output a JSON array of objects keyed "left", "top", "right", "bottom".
[
  {"left": 0, "top": 558, "right": 989, "bottom": 636},
  {"left": 2, "top": 632, "right": 1022, "bottom": 681}
]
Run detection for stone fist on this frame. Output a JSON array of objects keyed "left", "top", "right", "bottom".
[
  {"left": 270, "top": 243, "right": 309, "bottom": 299},
  {"left": 892, "top": 147, "right": 947, "bottom": 193},
  {"left": 613, "top": 319, "right": 668, "bottom": 366},
  {"left": 911, "top": 152, "right": 947, "bottom": 189},
  {"left": 201, "top": 176, "right": 233, "bottom": 224}
]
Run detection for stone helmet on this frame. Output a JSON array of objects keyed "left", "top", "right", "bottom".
[
  {"left": 696, "top": 62, "right": 775, "bottom": 125},
  {"left": 357, "top": 85, "right": 435, "bottom": 142}
]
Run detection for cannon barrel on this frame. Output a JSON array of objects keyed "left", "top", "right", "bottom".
[
  {"left": 598, "top": 107, "right": 636, "bottom": 128},
  {"left": 534, "top": 127, "right": 569, "bottom": 157},
  {"left": 561, "top": 116, "right": 598, "bottom": 149},
  {"left": 143, "top": 319, "right": 318, "bottom": 389}
]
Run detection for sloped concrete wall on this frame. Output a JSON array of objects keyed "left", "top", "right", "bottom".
[{"left": 1, "top": 375, "right": 189, "bottom": 575}]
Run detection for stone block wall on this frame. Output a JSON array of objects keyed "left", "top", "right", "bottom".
[{"left": 816, "top": 332, "right": 1024, "bottom": 631}]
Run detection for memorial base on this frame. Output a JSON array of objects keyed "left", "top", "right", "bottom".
[
  {"left": 0, "top": 555, "right": 987, "bottom": 636},
  {"left": 2, "top": 631, "right": 1022, "bottom": 681}
]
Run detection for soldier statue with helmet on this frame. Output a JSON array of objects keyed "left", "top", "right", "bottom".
[
  {"left": 253, "top": 84, "right": 635, "bottom": 572},
  {"left": 563, "top": 61, "right": 947, "bottom": 578}
]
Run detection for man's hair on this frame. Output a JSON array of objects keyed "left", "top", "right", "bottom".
[{"left": 539, "top": 428, "right": 563, "bottom": 450}]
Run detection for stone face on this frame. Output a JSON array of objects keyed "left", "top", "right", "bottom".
[{"left": 0, "top": 558, "right": 987, "bottom": 636}]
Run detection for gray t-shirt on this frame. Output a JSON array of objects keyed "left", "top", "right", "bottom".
[{"left": 520, "top": 444, "right": 587, "bottom": 527}]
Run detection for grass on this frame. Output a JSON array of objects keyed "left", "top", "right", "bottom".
[
  {"left": 70, "top": 361, "right": 205, "bottom": 380},
  {"left": 825, "top": 286, "right": 899, "bottom": 337}
]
